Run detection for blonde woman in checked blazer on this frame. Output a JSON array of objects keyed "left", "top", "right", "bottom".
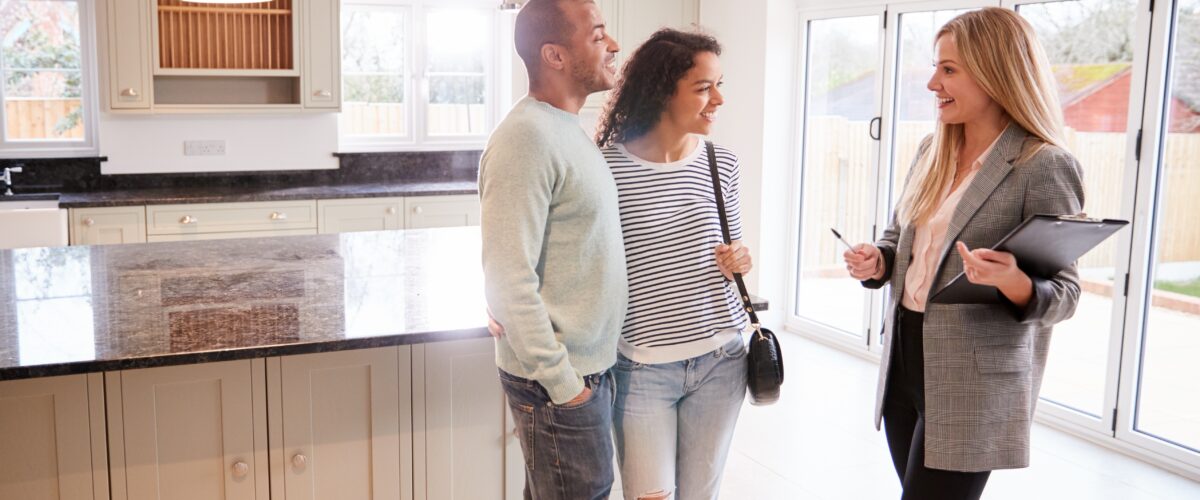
[{"left": 842, "top": 8, "right": 1084, "bottom": 499}]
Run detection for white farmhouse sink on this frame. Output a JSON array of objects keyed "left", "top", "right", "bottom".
[{"left": 0, "top": 198, "right": 68, "bottom": 249}]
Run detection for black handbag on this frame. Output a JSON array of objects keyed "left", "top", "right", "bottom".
[{"left": 704, "top": 141, "right": 784, "bottom": 406}]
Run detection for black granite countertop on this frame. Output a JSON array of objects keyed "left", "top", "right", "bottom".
[
  {"left": 56, "top": 180, "right": 479, "bottom": 208},
  {"left": 0, "top": 228, "right": 767, "bottom": 381}
]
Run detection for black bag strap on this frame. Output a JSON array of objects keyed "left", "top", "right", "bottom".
[{"left": 705, "top": 140, "right": 762, "bottom": 329}]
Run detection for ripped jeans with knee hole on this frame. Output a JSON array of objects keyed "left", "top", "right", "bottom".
[{"left": 612, "top": 336, "right": 748, "bottom": 500}]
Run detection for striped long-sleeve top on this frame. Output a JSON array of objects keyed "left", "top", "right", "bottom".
[{"left": 602, "top": 140, "right": 749, "bottom": 364}]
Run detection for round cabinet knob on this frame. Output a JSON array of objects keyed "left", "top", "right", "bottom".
[
  {"left": 179, "top": 215, "right": 198, "bottom": 225},
  {"left": 270, "top": 211, "right": 288, "bottom": 221},
  {"left": 413, "top": 206, "right": 424, "bottom": 215},
  {"left": 291, "top": 453, "right": 307, "bottom": 470},
  {"left": 313, "top": 90, "right": 332, "bottom": 98},
  {"left": 82, "top": 218, "right": 95, "bottom": 226},
  {"left": 120, "top": 88, "right": 139, "bottom": 97},
  {"left": 231, "top": 461, "right": 249, "bottom": 478},
  {"left": 386, "top": 207, "right": 397, "bottom": 215}
]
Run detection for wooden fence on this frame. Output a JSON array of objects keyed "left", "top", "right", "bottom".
[
  {"left": 800, "top": 116, "right": 1200, "bottom": 271},
  {"left": 4, "top": 98, "right": 84, "bottom": 140},
  {"left": 342, "top": 102, "right": 485, "bottom": 137}
]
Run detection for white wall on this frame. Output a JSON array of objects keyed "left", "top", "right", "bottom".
[
  {"left": 97, "top": 112, "right": 339, "bottom": 174},
  {"left": 701, "top": 0, "right": 800, "bottom": 328}
]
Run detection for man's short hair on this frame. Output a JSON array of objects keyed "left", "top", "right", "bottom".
[{"left": 514, "top": 0, "right": 578, "bottom": 78}]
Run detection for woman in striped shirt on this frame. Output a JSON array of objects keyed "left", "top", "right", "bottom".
[{"left": 594, "top": 29, "right": 752, "bottom": 500}]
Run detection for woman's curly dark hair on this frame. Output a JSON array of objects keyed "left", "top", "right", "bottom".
[{"left": 595, "top": 29, "right": 721, "bottom": 147}]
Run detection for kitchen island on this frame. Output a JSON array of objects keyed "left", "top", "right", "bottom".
[{"left": 0, "top": 227, "right": 766, "bottom": 500}]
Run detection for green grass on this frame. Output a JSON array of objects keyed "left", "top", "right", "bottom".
[{"left": 1155, "top": 278, "right": 1200, "bottom": 298}]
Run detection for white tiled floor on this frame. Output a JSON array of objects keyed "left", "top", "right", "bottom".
[{"left": 715, "top": 331, "right": 1200, "bottom": 500}]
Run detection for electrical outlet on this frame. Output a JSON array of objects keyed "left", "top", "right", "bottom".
[{"left": 184, "top": 140, "right": 226, "bottom": 156}]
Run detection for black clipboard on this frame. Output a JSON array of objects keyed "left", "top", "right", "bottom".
[{"left": 929, "top": 214, "right": 1128, "bottom": 304}]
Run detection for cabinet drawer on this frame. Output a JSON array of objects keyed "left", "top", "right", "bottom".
[
  {"left": 147, "top": 201, "right": 317, "bottom": 235},
  {"left": 71, "top": 206, "right": 147, "bottom": 245},
  {"left": 147, "top": 228, "right": 317, "bottom": 242}
]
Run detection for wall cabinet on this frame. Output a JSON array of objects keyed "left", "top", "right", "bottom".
[
  {"left": 107, "top": 359, "right": 269, "bottom": 500},
  {"left": 0, "top": 373, "right": 108, "bottom": 500},
  {"left": 71, "top": 206, "right": 148, "bottom": 246},
  {"left": 583, "top": 0, "right": 700, "bottom": 109},
  {"left": 98, "top": 0, "right": 340, "bottom": 111}
]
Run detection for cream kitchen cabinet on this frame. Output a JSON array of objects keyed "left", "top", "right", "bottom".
[
  {"left": 413, "top": 337, "right": 511, "bottom": 500},
  {"left": 582, "top": 0, "right": 700, "bottom": 110},
  {"left": 97, "top": 0, "right": 340, "bottom": 111},
  {"left": 0, "top": 373, "right": 109, "bottom": 500},
  {"left": 106, "top": 359, "right": 269, "bottom": 500},
  {"left": 70, "top": 206, "right": 148, "bottom": 246},
  {"left": 269, "top": 347, "right": 413, "bottom": 500},
  {"left": 145, "top": 200, "right": 318, "bottom": 241},
  {"left": 316, "top": 197, "right": 404, "bottom": 234},
  {"left": 404, "top": 195, "right": 480, "bottom": 229}
]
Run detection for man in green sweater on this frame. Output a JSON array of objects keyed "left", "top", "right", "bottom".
[{"left": 478, "top": 0, "right": 626, "bottom": 498}]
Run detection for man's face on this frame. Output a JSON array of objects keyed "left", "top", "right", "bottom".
[{"left": 560, "top": 1, "right": 620, "bottom": 94}]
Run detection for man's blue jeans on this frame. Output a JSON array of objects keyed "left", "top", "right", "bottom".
[{"left": 499, "top": 368, "right": 616, "bottom": 500}]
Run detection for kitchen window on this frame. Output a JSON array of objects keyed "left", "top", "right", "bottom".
[
  {"left": 340, "top": 0, "right": 501, "bottom": 151},
  {"left": 0, "top": 0, "right": 99, "bottom": 157}
]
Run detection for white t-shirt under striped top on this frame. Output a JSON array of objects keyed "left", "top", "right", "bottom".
[{"left": 603, "top": 140, "right": 749, "bottom": 364}]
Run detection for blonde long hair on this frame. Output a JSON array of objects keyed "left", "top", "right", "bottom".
[{"left": 899, "top": 7, "right": 1066, "bottom": 225}]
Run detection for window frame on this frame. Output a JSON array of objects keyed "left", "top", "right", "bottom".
[
  {"left": 0, "top": 0, "right": 100, "bottom": 158},
  {"left": 338, "top": 0, "right": 502, "bottom": 152}
]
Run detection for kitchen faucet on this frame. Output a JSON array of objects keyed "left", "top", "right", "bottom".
[{"left": 2, "top": 164, "right": 22, "bottom": 196}]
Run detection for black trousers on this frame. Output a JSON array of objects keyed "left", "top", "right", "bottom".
[{"left": 882, "top": 306, "right": 991, "bottom": 500}]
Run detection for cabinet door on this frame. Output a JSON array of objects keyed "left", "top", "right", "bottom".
[
  {"left": 276, "top": 347, "right": 411, "bottom": 500},
  {"left": 70, "top": 207, "right": 147, "bottom": 246},
  {"left": 404, "top": 195, "right": 480, "bottom": 229},
  {"left": 317, "top": 198, "right": 404, "bottom": 234},
  {"left": 114, "top": 360, "right": 267, "bottom": 500},
  {"left": 303, "top": 0, "right": 341, "bottom": 109},
  {"left": 415, "top": 338, "right": 506, "bottom": 500},
  {"left": 618, "top": 0, "right": 699, "bottom": 49},
  {"left": 0, "top": 374, "right": 99, "bottom": 500},
  {"left": 100, "top": 0, "right": 152, "bottom": 109}
]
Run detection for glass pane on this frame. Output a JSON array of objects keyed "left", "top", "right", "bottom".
[
  {"left": 1019, "top": 0, "right": 1138, "bottom": 418},
  {"left": 1136, "top": 0, "right": 1200, "bottom": 453},
  {"left": 793, "top": 15, "right": 881, "bottom": 337},
  {"left": 426, "top": 9, "right": 488, "bottom": 136},
  {"left": 427, "top": 76, "right": 486, "bottom": 136},
  {"left": 341, "top": 5, "right": 407, "bottom": 137},
  {"left": 891, "top": 8, "right": 975, "bottom": 194},
  {"left": 1, "top": 0, "right": 85, "bottom": 141},
  {"left": 426, "top": 9, "right": 488, "bottom": 74}
]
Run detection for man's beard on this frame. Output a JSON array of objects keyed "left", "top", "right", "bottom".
[{"left": 570, "top": 58, "right": 613, "bottom": 95}]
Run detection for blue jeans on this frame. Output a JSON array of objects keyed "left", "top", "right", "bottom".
[
  {"left": 612, "top": 336, "right": 748, "bottom": 500},
  {"left": 499, "top": 368, "right": 616, "bottom": 500}
]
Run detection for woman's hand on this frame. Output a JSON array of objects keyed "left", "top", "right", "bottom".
[
  {"left": 715, "top": 241, "right": 753, "bottom": 280},
  {"left": 955, "top": 242, "right": 1033, "bottom": 308},
  {"left": 486, "top": 307, "right": 506, "bottom": 338},
  {"left": 843, "top": 243, "right": 885, "bottom": 280}
]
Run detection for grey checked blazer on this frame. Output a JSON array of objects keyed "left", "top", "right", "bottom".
[{"left": 863, "top": 123, "right": 1085, "bottom": 472}]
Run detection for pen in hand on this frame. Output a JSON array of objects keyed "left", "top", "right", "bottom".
[{"left": 831, "top": 228, "right": 855, "bottom": 251}]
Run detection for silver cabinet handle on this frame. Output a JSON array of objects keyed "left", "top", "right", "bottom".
[
  {"left": 231, "top": 461, "right": 249, "bottom": 478},
  {"left": 291, "top": 453, "right": 307, "bottom": 470},
  {"left": 179, "top": 215, "right": 198, "bottom": 224},
  {"left": 386, "top": 207, "right": 397, "bottom": 215},
  {"left": 82, "top": 218, "right": 95, "bottom": 226},
  {"left": 120, "top": 88, "right": 139, "bottom": 97},
  {"left": 313, "top": 90, "right": 332, "bottom": 98},
  {"left": 270, "top": 211, "right": 288, "bottom": 220},
  {"left": 413, "top": 206, "right": 424, "bottom": 215}
]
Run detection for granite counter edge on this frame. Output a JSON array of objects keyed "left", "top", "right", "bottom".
[{"left": 0, "top": 327, "right": 491, "bottom": 381}]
